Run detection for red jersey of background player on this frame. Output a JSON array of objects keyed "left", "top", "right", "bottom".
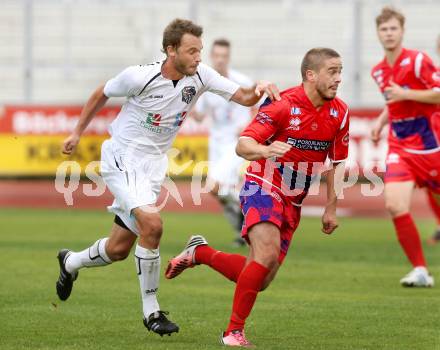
[
  {"left": 240, "top": 85, "right": 349, "bottom": 205},
  {"left": 371, "top": 48, "right": 440, "bottom": 153}
]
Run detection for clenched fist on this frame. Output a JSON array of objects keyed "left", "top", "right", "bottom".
[{"left": 62, "top": 134, "right": 80, "bottom": 155}]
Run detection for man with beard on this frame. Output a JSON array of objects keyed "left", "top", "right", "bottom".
[
  {"left": 55, "top": 18, "right": 280, "bottom": 337},
  {"left": 166, "top": 47, "right": 349, "bottom": 347}
]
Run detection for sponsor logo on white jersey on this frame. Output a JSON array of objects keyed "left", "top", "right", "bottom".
[
  {"left": 139, "top": 111, "right": 187, "bottom": 134},
  {"left": 140, "top": 112, "right": 168, "bottom": 134},
  {"left": 182, "top": 86, "right": 196, "bottom": 104}
]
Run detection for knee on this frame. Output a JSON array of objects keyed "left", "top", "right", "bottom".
[
  {"left": 138, "top": 216, "right": 163, "bottom": 240},
  {"left": 385, "top": 198, "right": 408, "bottom": 217},
  {"left": 149, "top": 217, "right": 163, "bottom": 239},
  {"left": 255, "top": 248, "right": 279, "bottom": 272},
  {"left": 106, "top": 243, "right": 131, "bottom": 261}
]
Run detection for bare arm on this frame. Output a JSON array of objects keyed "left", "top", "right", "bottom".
[
  {"left": 371, "top": 107, "right": 389, "bottom": 144},
  {"left": 231, "top": 80, "right": 281, "bottom": 107},
  {"left": 188, "top": 108, "right": 206, "bottom": 123},
  {"left": 235, "top": 137, "right": 291, "bottom": 161},
  {"left": 321, "top": 161, "right": 345, "bottom": 234},
  {"left": 397, "top": 89, "right": 440, "bottom": 104},
  {"left": 385, "top": 81, "right": 440, "bottom": 104},
  {"left": 62, "top": 84, "right": 108, "bottom": 154}
]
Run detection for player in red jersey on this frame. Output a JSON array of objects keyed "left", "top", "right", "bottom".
[
  {"left": 165, "top": 48, "right": 349, "bottom": 347},
  {"left": 370, "top": 7, "right": 440, "bottom": 287},
  {"left": 373, "top": 32, "right": 440, "bottom": 246},
  {"left": 427, "top": 34, "right": 440, "bottom": 245}
]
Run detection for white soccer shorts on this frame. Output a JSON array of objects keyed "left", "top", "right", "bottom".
[{"left": 100, "top": 139, "right": 168, "bottom": 235}]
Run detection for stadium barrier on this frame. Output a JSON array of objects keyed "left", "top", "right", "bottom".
[{"left": 0, "top": 105, "right": 387, "bottom": 177}]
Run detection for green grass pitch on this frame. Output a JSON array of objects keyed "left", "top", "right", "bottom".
[{"left": 0, "top": 208, "right": 439, "bottom": 350}]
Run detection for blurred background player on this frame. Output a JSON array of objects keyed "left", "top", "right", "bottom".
[
  {"left": 55, "top": 18, "right": 280, "bottom": 337},
  {"left": 372, "top": 32, "right": 440, "bottom": 246},
  {"left": 370, "top": 7, "right": 440, "bottom": 286},
  {"left": 166, "top": 47, "right": 349, "bottom": 347},
  {"left": 427, "top": 33, "right": 440, "bottom": 245},
  {"left": 191, "top": 38, "right": 256, "bottom": 247}
]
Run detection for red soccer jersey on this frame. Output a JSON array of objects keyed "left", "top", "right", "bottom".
[
  {"left": 371, "top": 48, "right": 440, "bottom": 153},
  {"left": 240, "top": 85, "right": 349, "bottom": 205}
]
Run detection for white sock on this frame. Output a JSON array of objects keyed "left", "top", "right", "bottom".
[
  {"left": 65, "top": 238, "right": 112, "bottom": 273},
  {"left": 135, "top": 244, "right": 160, "bottom": 318}
]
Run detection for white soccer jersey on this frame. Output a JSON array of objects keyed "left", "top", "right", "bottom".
[
  {"left": 195, "top": 69, "right": 253, "bottom": 145},
  {"left": 103, "top": 61, "right": 239, "bottom": 158}
]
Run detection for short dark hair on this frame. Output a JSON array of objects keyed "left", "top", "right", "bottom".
[
  {"left": 212, "top": 38, "right": 231, "bottom": 49},
  {"left": 301, "top": 48, "right": 341, "bottom": 81},
  {"left": 376, "top": 6, "right": 405, "bottom": 28},
  {"left": 162, "top": 18, "right": 203, "bottom": 54}
]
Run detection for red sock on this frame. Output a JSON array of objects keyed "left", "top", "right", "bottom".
[
  {"left": 226, "top": 261, "right": 270, "bottom": 334},
  {"left": 393, "top": 213, "right": 427, "bottom": 267},
  {"left": 195, "top": 245, "right": 246, "bottom": 282}
]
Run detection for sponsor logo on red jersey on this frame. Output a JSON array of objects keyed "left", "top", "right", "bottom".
[
  {"left": 287, "top": 137, "right": 331, "bottom": 151},
  {"left": 256, "top": 112, "right": 273, "bottom": 125}
]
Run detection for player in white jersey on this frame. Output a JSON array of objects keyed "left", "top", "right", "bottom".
[
  {"left": 192, "top": 39, "right": 255, "bottom": 247},
  {"left": 55, "top": 18, "right": 280, "bottom": 337}
]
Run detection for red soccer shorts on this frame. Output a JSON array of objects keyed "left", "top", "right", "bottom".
[
  {"left": 384, "top": 149, "right": 440, "bottom": 194},
  {"left": 239, "top": 180, "right": 301, "bottom": 264}
]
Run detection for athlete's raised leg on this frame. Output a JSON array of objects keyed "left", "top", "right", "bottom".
[{"left": 56, "top": 218, "right": 136, "bottom": 301}]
